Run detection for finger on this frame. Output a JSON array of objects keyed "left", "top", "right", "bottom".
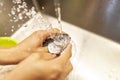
[
  {"left": 60, "top": 61, "right": 73, "bottom": 80},
  {"left": 17, "top": 28, "right": 60, "bottom": 50},
  {"left": 57, "top": 61, "right": 73, "bottom": 80},
  {"left": 55, "top": 44, "right": 72, "bottom": 65},
  {"left": 47, "top": 28, "right": 61, "bottom": 34},
  {"left": 33, "top": 28, "right": 60, "bottom": 46},
  {"left": 63, "top": 61, "right": 73, "bottom": 76},
  {"left": 39, "top": 28, "right": 60, "bottom": 40},
  {"left": 40, "top": 28, "right": 61, "bottom": 46},
  {"left": 41, "top": 53, "right": 57, "bottom": 60},
  {"left": 36, "top": 47, "right": 57, "bottom": 60},
  {"left": 27, "top": 52, "right": 55, "bottom": 61},
  {"left": 36, "top": 47, "right": 48, "bottom": 52}
]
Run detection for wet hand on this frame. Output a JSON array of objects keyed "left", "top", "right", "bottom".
[
  {"left": 0, "top": 28, "right": 60, "bottom": 64},
  {"left": 5, "top": 44, "right": 73, "bottom": 80}
]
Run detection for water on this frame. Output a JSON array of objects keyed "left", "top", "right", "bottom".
[
  {"left": 9, "top": 0, "right": 63, "bottom": 33},
  {"left": 54, "top": 0, "right": 62, "bottom": 32},
  {"left": 10, "top": 0, "right": 37, "bottom": 22},
  {"left": 8, "top": 0, "right": 37, "bottom": 31}
]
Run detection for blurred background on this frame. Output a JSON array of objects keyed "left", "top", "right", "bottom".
[{"left": 0, "top": 0, "right": 120, "bottom": 43}]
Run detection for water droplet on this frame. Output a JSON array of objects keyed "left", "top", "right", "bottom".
[
  {"left": 12, "top": 26, "right": 14, "bottom": 29},
  {"left": 8, "top": 14, "right": 11, "bottom": 17},
  {"left": 10, "top": 19, "right": 13, "bottom": 22},
  {"left": 18, "top": 24, "right": 21, "bottom": 28},
  {"left": 11, "top": 29, "right": 14, "bottom": 32},
  {"left": 13, "top": 0, "right": 22, "bottom": 4},
  {"left": 13, "top": 17, "right": 16, "bottom": 20},
  {"left": 18, "top": 13, "right": 23, "bottom": 20},
  {"left": 11, "top": 10, "right": 15, "bottom": 15},
  {"left": 4, "top": 33, "right": 7, "bottom": 35},
  {"left": 17, "top": 7, "right": 20, "bottom": 12},
  {"left": 0, "top": 2, "right": 4, "bottom": 6},
  {"left": 42, "top": 6, "right": 45, "bottom": 10}
]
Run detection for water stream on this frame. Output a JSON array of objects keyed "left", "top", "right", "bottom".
[{"left": 54, "top": 0, "right": 62, "bottom": 33}]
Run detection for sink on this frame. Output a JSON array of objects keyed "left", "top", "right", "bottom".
[
  {"left": 1, "top": 0, "right": 120, "bottom": 43},
  {"left": 0, "top": 1, "right": 120, "bottom": 80},
  {"left": 11, "top": 13, "right": 120, "bottom": 80}
]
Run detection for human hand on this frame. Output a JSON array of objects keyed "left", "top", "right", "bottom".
[
  {"left": 5, "top": 44, "right": 73, "bottom": 80},
  {"left": 0, "top": 29, "right": 60, "bottom": 64}
]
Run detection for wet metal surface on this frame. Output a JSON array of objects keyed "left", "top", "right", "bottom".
[
  {"left": 0, "top": 0, "right": 120, "bottom": 43},
  {"left": 38, "top": 0, "right": 120, "bottom": 43},
  {"left": 62, "top": 0, "right": 120, "bottom": 43}
]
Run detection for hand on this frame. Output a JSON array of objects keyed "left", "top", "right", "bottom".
[
  {"left": 5, "top": 44, "right": 73, "bottom": 80},
  {"left": 0, "top": 29, "right": 60, "bottom": 64}
]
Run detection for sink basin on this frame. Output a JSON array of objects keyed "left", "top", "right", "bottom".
[
  {"left": 0, "top": 1, "right": 119, "bottom": 80},
  {"left": 11, "top": 13, "right": 120, "bottom": 80}
]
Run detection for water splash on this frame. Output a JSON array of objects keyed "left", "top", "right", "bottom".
[
  {"left": 7, "top": 0, "right": 37, "bottom": 33},
  {"left": 9, "top": 0, "right": 37, "bottom": 23}
]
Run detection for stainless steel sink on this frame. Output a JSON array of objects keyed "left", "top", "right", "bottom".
[
  {"left": 0, "top": 0, "right": 120, "bottom": 43},
  {"left": 11, "top": 13, "right": 120, "bottom": 80},
  {"left": 0, "top": 1, "right": 120, "bottom": 80},
  {"left": 36, "top": 0, "right": 120, "bottom": 43}
]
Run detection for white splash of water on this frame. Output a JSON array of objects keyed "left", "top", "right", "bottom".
[
  {"left": 7, "top": 0, "right": 37, "bottom": 33},
  {"left": 9, "top": 0, "right": 37, "bottom": 23}
]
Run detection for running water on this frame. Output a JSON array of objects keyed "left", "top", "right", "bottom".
[{"left": 54, "top": 0, "right": 62, "bottom": 32}]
